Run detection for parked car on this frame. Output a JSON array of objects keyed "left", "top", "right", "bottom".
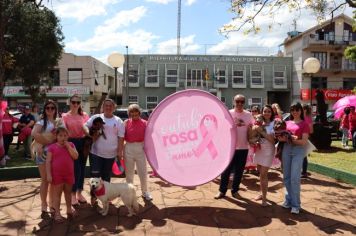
[
  {"left": 113, "top": 108, "right": 150, "bottom": 121},
  {"left": 282, "top": 111, "right": 341, "bottom": 139}
]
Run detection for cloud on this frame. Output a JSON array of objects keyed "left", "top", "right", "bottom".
[
  {"left": 145, "top": 0, "right": 196, "bottom": 5},
  {"left": 66, "top": 30, "right": 158, "bottom": 53},
  {"left": 156, "top": 35, "right": 201, "bottom": 54},
  {"left": 95, "top": 6, "right": 147, "bottom": 35},
  {"left": 66, "top": 6, "right": 158, "bottom": 54},
  {"left": 48, "top": 0, "right": 118, "bottom": 22}
]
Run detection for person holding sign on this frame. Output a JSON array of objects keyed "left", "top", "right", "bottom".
[
  {"left": 124, "top": 104, "right": 153, "bottom": 201},
  {"left": 215, "top": 94, "right": 254, "bottom": 199}
]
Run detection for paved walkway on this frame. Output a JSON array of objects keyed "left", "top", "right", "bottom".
[{"left": 0, "top": 170, "right": 355, "bottom": 236}]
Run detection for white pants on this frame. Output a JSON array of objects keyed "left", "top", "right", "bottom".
[{"left": 124, "top": 142, "right": 148, "bottom": 193}]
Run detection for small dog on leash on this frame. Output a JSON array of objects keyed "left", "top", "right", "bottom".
[{"left": 89, "top": 177, "right": 139, "bottom": 216}]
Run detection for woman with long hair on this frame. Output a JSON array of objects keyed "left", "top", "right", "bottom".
[
  {"left": 278, "top": 102, "right": 310, "bottom": 214},
  {"left": 272, "top": 103, "right": 283, "bottom": 119},
  {"left": 61, "top": 94, "right": 89, "bottom": 206},
  {"left": 31, "top": 100, "right": 58, "bottom": 216},
  {"left": 253, "top": 105, "right": 276, "bottom": 206}
]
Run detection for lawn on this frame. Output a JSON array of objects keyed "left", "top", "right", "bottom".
[
  {"left": 309, "top": 140, "right": 356, "bottom": 174},
  {"left": 2, "top": 141, "right": 356, "bottom": 175}
]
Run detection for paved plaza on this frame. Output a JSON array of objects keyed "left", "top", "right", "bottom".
[{"left": 0, "top": 170, "right": 355, "bottom": 236}]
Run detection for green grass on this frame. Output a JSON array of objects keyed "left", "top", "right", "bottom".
[
  {"left": 309, "top": 141, "right": 356, "bottom": 174},
  {"left": 3, "top": 144, "right": 35, "bottom": 167},
  {"left": 3, "top": 141, "right": 356, "bottom": 175}
]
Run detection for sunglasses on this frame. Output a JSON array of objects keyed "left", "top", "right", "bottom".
[
  {"left": 45, "top": 106, "right": 55, "bottom": 111},
  {"left": 235, "top": 100, "right": 245, "bottom": 104},
  {"left": 71, "top": 101, "right": 81, "bottom": 105},
  {"left": 251, "top": 110, "right": 258, "bottom": 112}
]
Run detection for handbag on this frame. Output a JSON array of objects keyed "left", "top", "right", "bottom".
[
  {"left": 112, "top": 159, "right": 126, "bottom": 175},
  {"left": 305, "top": 140, "right": 317, "bottom": 156}
]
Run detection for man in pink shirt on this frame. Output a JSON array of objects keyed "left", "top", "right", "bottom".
[{"left": 215, "top": 94, "right": 254, "bottom": 199}]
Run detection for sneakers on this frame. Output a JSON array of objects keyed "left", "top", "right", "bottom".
[
  {"left": 5, "top": 155, "right": 10, "bottom": 160},
  {"left": 281, "top": 202, "right": 291, "bottom": 209},
  {"left": 143, "top": 192, "right": 153, "bottom": 201},
  {"left": 291, "top": 207, "right": 300, "bottom": 214},
  {"left": 214, "top": 192, "right": 225, "bottom": 199}
]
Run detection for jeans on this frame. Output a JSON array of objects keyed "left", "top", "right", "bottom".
[
  {"left": 3, "top": 134, "right": 13, "bottom": 155},
  {"left": 341, "top": 128, "right": 349, "bottom": 146},
  {"left": 282, "top": 143, "right": 305, "bottom": 209},
  {"left": 89, "top": 153, "right": 115, "bottom": 182},
  {"left": 302, "top": 156, "right": 308, "bottom": 175},
  {"left": 70, "top": 138, "right": 87, "bottom": 192},
  {"left": 23, "top": 135, "right": 32, "bottom": 157},
  {"left": 352, "top": 130, "right": 356, "bottom": 148},
  {"left": 219, "top": 149, "right": 248, "bottom": 194}
]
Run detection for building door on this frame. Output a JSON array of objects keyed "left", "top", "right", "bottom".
[{"left": 267, "top": 91, "right": 291, "bottom": 113}]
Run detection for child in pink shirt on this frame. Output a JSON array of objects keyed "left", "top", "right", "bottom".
[{"left": 46, "top": 127, "right": 78, "bottom": 223}]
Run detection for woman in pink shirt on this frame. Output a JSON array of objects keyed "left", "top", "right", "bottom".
[
  {"left": 278, "top": 102, "right": 309, "bottom": 214},
  {"left": 124, "top": 104, "right": 152, "bottom": 201},
  {"left": 61, "top": 95, "right": 89, "bottom": 206},
  {"left": 2, "top": 108, "right": 19, "bottom": 162}
]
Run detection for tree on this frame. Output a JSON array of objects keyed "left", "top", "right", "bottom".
[
  {"left": 221, "top": 1, "right": 356, "bottom": 62},
  {"left": 4, "top": 2, "right": 64, "bottom": 103}
]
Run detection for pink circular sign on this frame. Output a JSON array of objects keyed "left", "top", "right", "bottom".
[{"left": 144, "top": 89, "right": 237, "bottom": 186}]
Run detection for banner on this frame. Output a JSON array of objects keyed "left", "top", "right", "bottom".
[
  {"left": 144, "top": 89, "right": 236, "bottom": 186},
  {"left": 301, "top": 89, "right": 354, "bottom": 101}
]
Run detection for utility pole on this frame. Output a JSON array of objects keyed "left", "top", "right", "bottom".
[{"left": 177, "top": 0, "right": 181, "bottom": 55}]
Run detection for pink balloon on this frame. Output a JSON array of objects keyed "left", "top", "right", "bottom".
[{"left": 144, "top": 89, "right": 237, "bottom": 187}]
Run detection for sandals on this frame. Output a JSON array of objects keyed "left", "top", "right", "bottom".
[
  {"left": 67, "top": 208, "right": 78, "bottom": 220},
  {"left": 54, "top": 211, "right": 65, "bottom": 223}
]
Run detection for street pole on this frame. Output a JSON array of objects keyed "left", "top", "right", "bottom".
[
  {"left": 125, "top": 46, "right": 129, "bottom": 106},
  {"left": 114, "top": 67, "right": 118, "bottom": 104}
]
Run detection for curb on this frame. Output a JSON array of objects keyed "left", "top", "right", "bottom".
[{"left": 308, "top": 162, "right": 356, "bottom": 186}]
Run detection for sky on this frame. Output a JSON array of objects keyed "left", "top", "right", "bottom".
[{"left": 45, "top": 0, "right": 354, "bottom": 65}]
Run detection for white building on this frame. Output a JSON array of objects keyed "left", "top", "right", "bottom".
[
  {"left": 3, "top": 52, "right": 121, "bottom": 114},
  {"left": 283, "top": 14, "right": 356, "bottom": 109}
]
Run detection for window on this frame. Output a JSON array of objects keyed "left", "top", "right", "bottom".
[
  {"left": 220, "top": 96, "right": 226, "bottom": 104},
  {"left": 233, "top": 70, "right": 244, "bottom": 84},
  {"left": 166, "top": 69, "right": 178, "bottom": 84},
  {"left": 68, "top": 68, "right": 82, "bottom": 84},
  {"left": 146, "top": 96, "right": 158, "bottom": 109},
  {"left": 216, "top": 70, "right": 226, "bottom": 84},
  {"left": 273, "top": 70, "right": 286, "bottom": 88},
  {"left": 344, "top": 59, "right": 356, "bottom": 70},
  {"left": 49, "top": 69, "right": 60, "bottom": 86},
  {"left": 146, "top": 69, "right": 158, "bottom": 83},
  {"left": 312, "top": 52, "right": 327, "bottom": 69},
  {"left": 251, "top": 70, "right": 262, "bottom": 85},
  {"left": 343, "top": 78, "right": 356, "bottom": 90},
  {"left": 128, "top": 70, "right": 139, "bottom": 84},
  {"left": 187, "top": 69, "right": 203, "bottom": 87},
  {"left": 249, "top": 97, "right": 262, "bottom": 108},
  {"left": 104, "top": 74, "right": 106, "bottom": 85},
  {"left": 128, "top": 95, "right": 138, "bottom": 104}
]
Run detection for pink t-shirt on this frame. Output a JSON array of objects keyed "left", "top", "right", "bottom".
[
  {"left": 2, "top": 113, "right": 18, "bottom": 135},
  {"left": 48, "top": 142, "right": 75, "bottom": 183},
  {"left": 230, "top": 109, "right": 254, "bottom": 150},
  {"left": 286, "top": 120, "right": 310, "bottom": 139},
  {"left": 62, "top": 112, "right": 89, "bottom": 138},
  {"left": 125, "top": 118, "right": 147, "bottom": 143}
]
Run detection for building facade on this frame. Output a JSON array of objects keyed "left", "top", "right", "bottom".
[
  {"left": 124, "top": 54, "right": 293, "bottom": 111},
  {"left": 3, "top": 52, "right": 120, "bottom": 114},
  {"left": 283, "top": 14, "right": 356, "bottom": 109}
]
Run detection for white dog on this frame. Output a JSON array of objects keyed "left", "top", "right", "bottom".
[{"left": 89, "top": 177, "right": 139, "bottom": 216}]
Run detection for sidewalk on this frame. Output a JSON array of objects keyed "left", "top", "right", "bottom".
[{"left": 0, "top": 170, "right": 355, "bottom": 236}]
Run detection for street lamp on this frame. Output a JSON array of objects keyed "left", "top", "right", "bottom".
[
  {"left": 303, "top": 57, "right": 321, "bottom": 108},
  {"left": 108, "top": 53, "right": 125, "bottom": 104}
]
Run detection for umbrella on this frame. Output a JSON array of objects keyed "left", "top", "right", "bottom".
[{"left": 332, "top": 95, "right": 356, "bottom": 110}]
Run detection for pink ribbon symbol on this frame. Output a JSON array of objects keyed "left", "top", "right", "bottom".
[{"left": 194, "top": 114, "right": 218, "bottom": 159}]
